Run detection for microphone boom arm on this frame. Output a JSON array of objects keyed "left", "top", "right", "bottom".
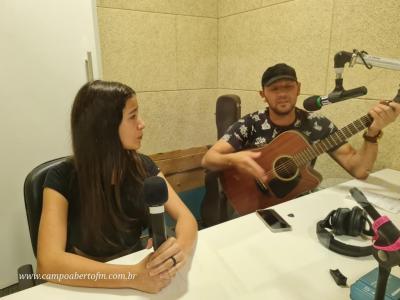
[
  {"left": 332, "top": 49, "right": 400, "bottom": 102},
  {"left": 334, "top": 50, "right": 400, "bottom": 73},
  {"left": 350, "top": 52, "right": 400, "bottom": 71},
  {"left": 303, "top": 49, "right": 400, "bottom": 111}
]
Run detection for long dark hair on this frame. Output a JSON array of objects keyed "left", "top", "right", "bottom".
[{"left": 71, "top": 80, "right": 147, "bottom": 255}]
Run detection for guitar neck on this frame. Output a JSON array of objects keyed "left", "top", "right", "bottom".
[{"left": 294, "top": 114, "right": 373, "bottom": 166}]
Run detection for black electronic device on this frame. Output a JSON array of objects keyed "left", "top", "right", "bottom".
[
  {"left": 256, "top": 209, "right": 292, "bottom": 232},
  {"left": 316, "top": 206, "right": 374, "bottom": 257}
]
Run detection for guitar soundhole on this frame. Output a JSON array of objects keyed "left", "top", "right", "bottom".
[{"left": 274, "top": 155, "right": 298, "bottom": 181}]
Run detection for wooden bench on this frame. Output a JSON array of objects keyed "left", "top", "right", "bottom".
[{"left": 149, "top": 146, "right": 208, "bottom": 223}]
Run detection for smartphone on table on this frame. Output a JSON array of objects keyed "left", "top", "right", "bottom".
[{"left": 256, "top": 208, "right": 292, "bottom": 232}]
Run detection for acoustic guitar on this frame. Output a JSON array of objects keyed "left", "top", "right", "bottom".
[{"left": 221, "top": 112, "right": 378, "bottom": 215}]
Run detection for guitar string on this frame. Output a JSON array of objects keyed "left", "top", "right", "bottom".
[
  {"left": 258, "top": 115, "right": 371, "bottom": 180},
  {"left": 264, "top": 115, "right": 371, "bottom": 178}
]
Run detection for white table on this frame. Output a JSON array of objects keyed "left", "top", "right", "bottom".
[{"left": 5, "top": 169, "right": 400, "bottom": 299}]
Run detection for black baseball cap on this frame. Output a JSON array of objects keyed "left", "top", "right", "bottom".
[{"left": 261, "top": 63, "right": 297, "bottom": 87}]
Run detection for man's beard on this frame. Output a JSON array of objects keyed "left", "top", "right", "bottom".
[{"left": 269, "top": 103, "right": 295, "bottom": 116}]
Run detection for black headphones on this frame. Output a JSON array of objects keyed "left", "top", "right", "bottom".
[{"left": 316, "top": 206, "right": 374, "bottom": 257}]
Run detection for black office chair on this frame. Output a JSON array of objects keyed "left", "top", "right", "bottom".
[
  {"left": 23, "top": 157, "right": 70, "bottom": 257},
  {"left": 17, "top": 157, "right": 70, "bottom": 291},
  {"left": 17, "top": 156, "right": 154, "bottom": 292},
  {"left": 201, "top": 95, "right": 241, "bottom": 227}
]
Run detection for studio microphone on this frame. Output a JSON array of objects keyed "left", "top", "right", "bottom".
[
  {"left": 144, "top": 176, "right": 169, "bottom": 250},
  {"left": 303, "top": 86, "right": 368, "bottom": 111},
  {"left": 350, "top": 187, "right": 400, "bottom": 250}
]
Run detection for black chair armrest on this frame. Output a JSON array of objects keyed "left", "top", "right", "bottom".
[{"left": 17, "top": 264, "right": 35, "bottom": 291}]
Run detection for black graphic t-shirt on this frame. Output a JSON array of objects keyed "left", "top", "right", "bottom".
[{"left": 222, "top": 107, "right": 345, "bottom": 153}]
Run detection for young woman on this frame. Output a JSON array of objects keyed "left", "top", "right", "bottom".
[{"left": 36, "top": 80, "right": 198, "bottom": 293}]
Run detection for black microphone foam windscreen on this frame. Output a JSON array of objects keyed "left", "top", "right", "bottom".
[
  {"left": 303, "top": 95, "right": 321, "bottom": 111},
  {"left": 143, "top": 176, "right": 168, "bottom": 207}
]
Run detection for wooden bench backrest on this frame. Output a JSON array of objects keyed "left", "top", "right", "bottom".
[{"left": 149, "top": 146, "right": 208, "bottom": 193}]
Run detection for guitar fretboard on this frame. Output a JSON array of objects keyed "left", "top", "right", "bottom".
[{"left": 293, "top": 114, "right": 373, "bottom": 166}]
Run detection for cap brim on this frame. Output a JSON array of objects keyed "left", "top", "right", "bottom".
[{"left": 265, "top": 75, "right": 297, "bottom": 87}]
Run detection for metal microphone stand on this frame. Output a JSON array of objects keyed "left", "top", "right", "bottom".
[
  {"left": 372, "top": 247, "right": 400, "bottom": 300},
  {"left": 334, "top": 51, "right": 400, "bottom": 299},
  {"left": 350, "top": 188, "right": 400, "bottom": 300}
]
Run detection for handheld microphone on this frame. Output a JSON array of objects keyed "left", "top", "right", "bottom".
[
  {"left": 350, "top": 187, "right": 400, "bottom": 249},
  {"left": 144, "top": 176, "right": 169, "bottom": 250},
  {"left": 303, "top": 86, "right": 367, "bottom": 111}
]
